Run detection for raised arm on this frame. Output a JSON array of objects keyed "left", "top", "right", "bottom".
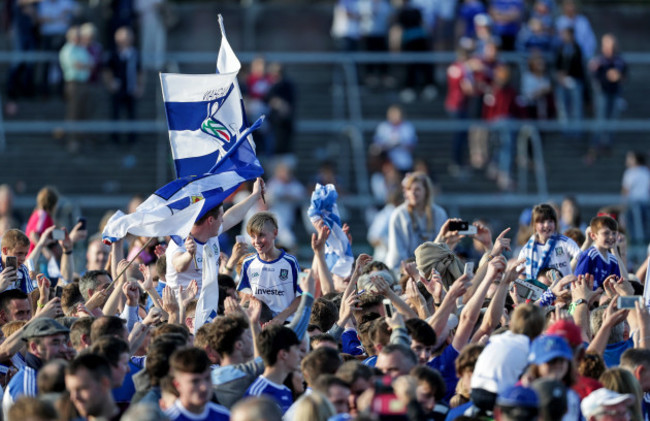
[
  {"left": 222, "top": 178, "right": 265, "bottom": 232},
  {"left": 587, "top": 296, "right": 629, "bottom": 356},
  {"left": 311, "top": 222, "right": 335, "bottom": 295}
]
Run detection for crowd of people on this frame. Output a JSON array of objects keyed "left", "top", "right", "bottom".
[
  {"left": 334, "top": 0, "right": 628, "bottom": 187},
  {"left": 0, "top": 165, "right": 646, "bottom": 421}
]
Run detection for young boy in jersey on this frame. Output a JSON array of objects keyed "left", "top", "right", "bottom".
[
  {"left": 0, "top": 230, "right": 35, "bottom": 293},
  {"left": 243, "top": 325, "right": 301, "bottom": 413},
  {"left": 574, "top": 215, "right": 621, "bottom": 289},
  {"left": 238, "top": 212, "right": 301, "bottom": 324},
  {"left": 165, "top": 347, "right": 230, "bottom": 421}
]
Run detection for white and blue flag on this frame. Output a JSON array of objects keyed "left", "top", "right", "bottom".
[
  {"left": 308, "top": 184, "right": 354, "bottom": 278},
  {"left": 102, "top": 16, "right": 263, "bottom": 244},
  {"left": 161, "top": 15, "right": 263, "bottom": 179}
]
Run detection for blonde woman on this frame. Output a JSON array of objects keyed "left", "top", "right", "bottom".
[
  {"left": 599, "top": 368, "right": 643, "bottom": 421},
  {"left": 385, "top": 172, "right": 448, "bottom": 270}
]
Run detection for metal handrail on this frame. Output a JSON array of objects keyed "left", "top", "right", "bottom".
[{"left": 516, "top": 125, "right": 548, "bottom": 196}]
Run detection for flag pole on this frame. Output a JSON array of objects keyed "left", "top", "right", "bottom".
[{"left": 106, "top": 237, "right": 156, "bottom": 291}]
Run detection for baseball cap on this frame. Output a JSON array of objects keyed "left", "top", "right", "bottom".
[
  {"left": 22, "top": 318, "right": 70, "bottom": 341},
  {"left": 581, "top": 388, "right": 635, "bottom": 418},
  {"left": 532, "top": 379, "right": 568, "bottom": 420},
  {"left": 546, "top": 320, "right": 582, "bottom": 348},
  {"left": 528, "top": 335, "right": 573, "bottom": 365},
  {"left": 497, "top": 385, "right": 539, "bottom": 408}
]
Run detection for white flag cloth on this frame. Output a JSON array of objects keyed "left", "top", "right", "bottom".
[{"left": 194, "top": 242, "right": 220, "bottom": 333}]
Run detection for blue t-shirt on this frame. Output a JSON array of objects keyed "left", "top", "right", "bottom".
[
  {"left": 341, "top": 329, "right": 364, "bottom": 356},
  {"left": 112, "top": 360, "right": 141, "bottom": 404},
  {"left": 164, "top": 400, "right": 230, "bottom": 421},
  {"left": 363, "top": 355, "right": 377, "bottom": 367},
  {"left": 489, "top": 0, "right": 524, "bottom": 36},
  {"left": 244, "top": 376, "right": 293, "bottom": 413},
  {"left": 603, "top": 338, "right": 634, "bottom": 368},
  {"left": 428, "top": 344, "right": 460, "bottom": 403},
  {"left": 574, "top": 247, "right": 621, "bottom": 289},
  {"left": 642, "top": 393, "right": 650, "bottom": 421}
]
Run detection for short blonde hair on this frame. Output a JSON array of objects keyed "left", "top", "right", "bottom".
[
  {"left": 293, "top": 391, "right": 335, "bottom": 421},
  {"left": 1, "top": 229, "right": 30, "bottom": 252},
  {"left": 246, "top": 212, "right": 278, "bottom": 236},
  {"left": 510, "top": 304, "right": 545, "bottom": 340},
  {"left": 1, "top": 320, "right": 26, "bottom": 338}
]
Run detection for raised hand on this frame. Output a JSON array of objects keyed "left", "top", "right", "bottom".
[
  {"left": 490, "top": 227, "right": 512, "bottom": 257},
  {"left": 181, "top": 279, "right": 199, "bottom": 307},
  {"left": 353, "top": 253, "right": 372, "bottom": 276},
  {"left": 162, "top": 286, "right": 179, "bottom": 316},
  {"left": 311, "top": 222, "right": 330, "bottom": 253},
  {"left": 154, "top": 243, "right": 167, "bottom": 258},
  {"left": 185, "top": 236, "right": 197, "bottom": 256},
  {"left": 138, "top": 264, "right": 153, "bottom": 291},
  {"left": 69, "top": 221, "right": 88, "bottom": 244}
]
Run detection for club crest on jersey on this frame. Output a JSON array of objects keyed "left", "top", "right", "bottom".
[
  {"left": 279, "top": 269, "right": 288, "bottom": 280},
  {"left": 556, "top": 247, "right": 564, "bottom": 256}
]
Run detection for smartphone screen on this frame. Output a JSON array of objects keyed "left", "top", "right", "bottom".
[
  {"left": 382, "top": 298, "right": 393, "bottom": 318},
  {"left": 5, "top": 256, "right": 17, "bottom": 269},
  {"left": 448, "top": 220, "right": 469, "bottom": 232},
  {"left": 77, "top": 217, "right": 87, "bottom": 231}
]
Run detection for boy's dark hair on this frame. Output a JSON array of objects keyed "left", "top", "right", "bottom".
[
  {"left": 70, "top": 317, "right": 95, "bottom": 350},
  {"left": 151, "top": 323, "right": 190, "bottom": 341},
  {"left": 90, "top": 335, "right": 130, "bottom": 367},
  {"left": 361, "top": 261, "right": 391, "bottom": 276},
  {"left": 563, "top": 228, "right": 585, "bottom": 247},
  {"left": 621, "top": 348, "right": 650, "bottom": 370},
  {"left": 61, "top": 283, "right": 84, "bottom": 316},
  {"left": 170, "top": 347, "right": 210, "bottom": 375},
  {"left": 531, "top": 204, "right": 557, "bottom": 227},
  {"left": 380, "top": 344, "right": 418, "bottom": 366},
  {"left": 66, "top": 353, "right": 112, "bottom": 380},
  {"left": 405, "top": 318, "right": 437, "bottom": 346},
  {"left": 258, "top": 325, "right": 300, "bottom": 367},
  {"left": 410, "top": 365, "right": 446, "bottom": 401},
  {"left": 313, "top": 374, "right": 350, "bottom": 395},
  {"left": 310, "top": 298, "right": 338, "bottom": 332},
  {"left": 0, "top": 289, "right": 28, "bottom": 312},
  {"left": 310, "top": 333, "right": 337, "bottom": 348},
  {"left": 336, "top": 360, "right": 373, "bottom": 385},
  {"left": 195, "top": 205, "right": 223, "bottom": 226},
  {"left": 211, "top": 315, "right": 248, "bottom": 357},
  {"left": 90, "top": 316, "right": 126, "bottom": 342},
  {"left": 146, "top": 336, "right": 186, "bottom": 386},
  {"left": 0, "top": 229, "right": 29, "bottom": 252},
  {"left": 370, "top": 318, "right": 390, "bottom": 348},
  {"left": 301, "top": 347, "right": 343, "bottom": 386},
  {"left": 218, "top": 274, "right": 236, "bottom": 290},
  {"left": 590, "top": 215, "right": 618, "bottom": 233}
]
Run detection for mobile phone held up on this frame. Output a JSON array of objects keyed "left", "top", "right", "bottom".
[
  {"left": 617, "top": 296, "right": 642, "bottom": 310},
  {"left": 383, "top": 298, "right": 394, "bottom": 318},
  {"left": 5, "top": 256, "right": 17, "bottom": 269},
  {"left": 77, "top": 217, "right": 87, "bottom": 231},
  {"left": 448, "top": 220, "right": 477, "bottom": 235},
  {"left": 52, "top": 229, "right": 65, "bottom": 241}
]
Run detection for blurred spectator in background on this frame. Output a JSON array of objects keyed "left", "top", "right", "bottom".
[
  {"left": 555, "top": 26, "right": 585, "bottom": 126},
  {"left": 457, "top": 0, "right": 486, "bottom": 40},
  {"left": 79, "top": 23, "right": 102, "bottom": 84},
  {"left": 622, "top": 151, "right": 650, "bottom": 242},
  {"left": 135, "top": 0, "right": 166, "bottom": 71},
  {"left": 245, "top": 57, "right": 272, "bottom": 155},
  {"left": 5, "top": 0, "right": 38, "bottom": 116},
  {"left": 0, "top": 185, "right": 21, "bottom": 237},
  {"left": 516, "top": 17, "right": 554, "bottom": 53},
  {"left": 331, "top": 0, "right": 361, "bottom": 52},
  {"left": 483, "top": 64, "right": 519, "bottom": 190},
  {"left": 359, "top": 0, "right": 393, "bottom": 87},
  {"left": 520, "top": 51, "right": 554, "bottom": 120},
  {"left": 588, "top": 33, "right": 627, "bottom": 162},
  {"left": 59, "top": 25, "right": 91, "bottom": 154},
  {"left": 25, "top": 186, "right": 58, "bottom": 254},
  {"left": 530, "top": 0, "right": 554, "bottom": 32},
  {"left": 488, "top": 0, "right": 524, "bottom": 51},
  {"left": 370, "top": 159, "right": 402, "bottom": 204},
  {"left": 106, "top": 0, "right": 135, "bottom": 52},
  {"left": 37, "top": 0, "right": 77, "bottom": 96},
  {"left": 445, "top": 44, "right": 476, "bottom": 177},
  {"left": 371, "top": 105, "right": 417, "bottom": 173},
  {"left": 472, "top": 14, "right": 494, "bottom": 55},
  {"left": 367, "top": 189, "right": 403, "bottom": 262},
  {"left": 391, "top": 0, "right": 437, "bottom": 103},
  {"left": 265, "top": 63, "right": 296, "bottom": 157},
  {"left": 559, "top": 196, "right": 586, "bottom": 233},
  {"left": 556, "top": 0, "right": 596, "bottom": 60},
  {"left": 266, "top": 162, "right": 306, "bottom": 251},
  {"left": 104, "top": 26, "right": 143, "bottom": 144}
]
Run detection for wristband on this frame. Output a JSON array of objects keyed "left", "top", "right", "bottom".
[
  {"left": 63, "top": 249, "right": 73, "bottom": 255},
  {"left": 486, "top": 254, "right": 495, "bottom": 261},
  {"left": 37, "top": 301, "right": 45, "bottom": 309},
  {"left": 224, "top": 265, "right": 234, "bottom": 272}
]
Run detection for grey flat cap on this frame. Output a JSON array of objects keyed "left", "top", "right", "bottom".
[{"left": 22, "top": 318, "right": 70, "bottom": 340}]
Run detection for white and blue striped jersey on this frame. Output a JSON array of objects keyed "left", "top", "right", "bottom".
[
  {"left": 574, "top": 246, "right": 621, "bottom": 289},
  {"left": 243, "top": 375, "right": 293, "bottom": 413},
  {"left": 164, "top": 399, "right": 230, "bottom": 421},
  {"left": 2, "top": 366, "right": 37, "bottom": 420},
  {"left": 238, "top": 251, "right": 301, "bottom": 316}
]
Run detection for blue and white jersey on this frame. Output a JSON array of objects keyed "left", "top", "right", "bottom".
[
  {"left": 2, "top": 366, "right": 37, "bottom": 419},
  {"left": 238, "top": 251, "right": 301, "bottom": 316},
  {"left": 244, "top": 375, "right": 293, "bottom": 413},
  {"left": 574, "top": 246, "right": 621, "bottom": 290},
  {"left": 164, "top": 399, "right": 230, "bottom": 421}
]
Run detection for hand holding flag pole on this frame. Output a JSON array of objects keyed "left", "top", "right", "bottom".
[{"left": 106, "top": 237, "right": 155, "bottom": 292}]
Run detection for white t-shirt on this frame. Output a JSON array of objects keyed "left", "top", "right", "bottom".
[
  {"left": 622, "top": 166, "right": 650, "bottom": 201},
  {"left": 238, "top": 251, "right": 301, "bottom": 317},
  {"left": 517, "top": 234, "right": 581, "bottom": 278},
  {"left": 165, "top": 236, "right": 221, "bottom": 293}
]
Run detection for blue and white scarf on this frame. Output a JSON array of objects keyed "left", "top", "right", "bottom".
[{"left": 522, "top": 233, "right": 558, "bottom": 279}]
